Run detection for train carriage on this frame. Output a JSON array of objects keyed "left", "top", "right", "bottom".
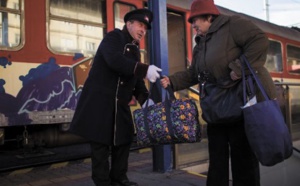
[{"left": 0, "top": 0, "right": 299, "bottom": 150}]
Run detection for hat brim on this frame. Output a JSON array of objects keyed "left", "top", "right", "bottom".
[
  {"left": 124, "top": 9, "right": 153, "bottom": 29},
  {"left": 131, "top": 17, "right": 152, "bottom": 29}
]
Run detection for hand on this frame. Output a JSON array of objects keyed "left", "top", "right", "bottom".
[
  {"left": 146, "top": 65, "right": 162, "bottom": 83},
  {"left": 142, "top": 99, "right": 154, "bottom": 108},
  {"left": 160, "top": 76, "right": 170, "bottom": 88},
  {"left": 230, "top": 71, "right": 241, "bottom": 81}
]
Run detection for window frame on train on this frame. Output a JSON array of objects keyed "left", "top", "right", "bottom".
[
  {"left": 265, "top": 39, "right": 283, "bottom": 73},
  {"left": 47, "top": 0, "right": 106, "bottom": 56},
  {"left": 287, "top": 44, "right": 300, "bottom": 75},
  {"left": 0, "top": 0, "right": 23, "bottom": 50}
]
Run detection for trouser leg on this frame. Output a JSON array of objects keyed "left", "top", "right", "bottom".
[
  {"left": 90, "top": 142, "right": 110, "bottom": 186},
  {"left": 110, "top": 143, "right": 131, "bottom": 181},
  {"left": 206, "top": 125, "right": 230, "bottom": 186},
  {"left": 229, "top": 124, "right": 260, "bottom": 186}
]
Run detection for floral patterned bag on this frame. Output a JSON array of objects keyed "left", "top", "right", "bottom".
[{"left": 133, "top": 86, "right": 201, "bottom": 146}]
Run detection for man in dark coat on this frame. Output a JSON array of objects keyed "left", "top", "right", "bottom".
[{"left": 70, "top": 9, "right": 161, "bottom": 186}]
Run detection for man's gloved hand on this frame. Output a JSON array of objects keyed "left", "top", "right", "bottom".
[
  {"left": 146, "top": 65, "right": 162, "bottom": 83},
  {"left": 142, "top": 99, "right": 154, "bottom": 108}
]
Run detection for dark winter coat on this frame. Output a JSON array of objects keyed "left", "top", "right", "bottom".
[
  {"left": 169, "top": 14, "right": 277, "bottom": 102},
  {"left": 70, "top": 28, "right": 149, "bottom": 146}
]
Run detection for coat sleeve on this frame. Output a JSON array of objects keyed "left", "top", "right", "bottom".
[
  {"left": 228, "top": 16, "right": 277, "bottom": 101},
  {"left": 229, "top": 16, "right": 269, "bottom": 69},
  {"left": 169, "top": 55, "right": 199, "bottom": 91}
]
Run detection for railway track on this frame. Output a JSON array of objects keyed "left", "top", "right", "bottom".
[
  {"left": 0, "top": 140, "right": 146, "bottom": 173},
  {"left": 0, "top": 143, "right": 91, "bottom": 172}
]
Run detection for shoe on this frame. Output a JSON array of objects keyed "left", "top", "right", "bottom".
[{"left": 111, "top": 179, "right": 138, "bottom": 186}]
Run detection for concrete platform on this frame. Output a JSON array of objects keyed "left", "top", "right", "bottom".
[
  {"left": 1, "top": 142, "right": 300, "bottom": 186},
  {"left": 0, "top": 149, "right": 207, "bottom": 186}
]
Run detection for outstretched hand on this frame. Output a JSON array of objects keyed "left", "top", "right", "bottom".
[
  {"left": 160, "top": 76, "right": 170, "bottom": 88},
  {"left": 230, "top": 71, "right": 241, "bottom": 81},
  {"left": 146, "top": 65, "right": 162, "bottom": 83}
]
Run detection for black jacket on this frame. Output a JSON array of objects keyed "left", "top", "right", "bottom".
[{"left": 70, "top": 28, "right": 149, "bottom": 146}]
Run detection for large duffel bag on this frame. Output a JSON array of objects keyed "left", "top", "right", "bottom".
[{"left": 133, "top": 86, "right": 201, "bottom": 146}]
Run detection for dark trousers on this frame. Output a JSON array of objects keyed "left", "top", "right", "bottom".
[
  {"left": 90, "top": 142, "right": 131, "bottom": 186},
  {"left": 206, "top": 123, "right": 260, "bottom": 186}
]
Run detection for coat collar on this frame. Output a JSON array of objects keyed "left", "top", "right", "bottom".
[
  {"left": 208, "top": 14, "right": 229, "bottom": 34},
  {"left": 122, "top": 25, "right": 140, "bottom": 45},
  {"left": 194, "top": 15, "right": 230, "bottom": 44}
]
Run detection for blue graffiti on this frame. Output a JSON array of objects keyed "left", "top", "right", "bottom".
[
  {"left": 17, "top": 65, "right": 79, "bottom": 112},
  {"left": 18, "top": 78, "right": 77, "bottom": 114},
  {"left": 19, "top": 57, "right": 60, "bottom": 87},
  {"left": 0, "top": 79, "right": 5, "bottom": 94},
  {"left": 0, "top": 56, "right": 86, "bottom": 126},
  {"left": 73, "top": 53, "right": 84, "bottom": 61},
  {"left": 0, "top": 57, "right": 12, "bottom": 68}
]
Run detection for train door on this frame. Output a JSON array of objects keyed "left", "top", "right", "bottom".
[
  {"left": 167, "top": 12, "right": 186, "bottom": 74},
  {"left": 166, "top": 9, "right": 209, "bottom": 169}
]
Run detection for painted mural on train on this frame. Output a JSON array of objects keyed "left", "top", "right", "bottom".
[{"left": 0, "top": 56, "right": 91, "bottom": 126}]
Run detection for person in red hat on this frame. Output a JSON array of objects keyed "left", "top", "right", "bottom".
[
  {"left": 70, "top": 8, "right": 161, "bottom": 186},
  {"left": 161, "top": 0, "right": 276, "bottom": 186}
]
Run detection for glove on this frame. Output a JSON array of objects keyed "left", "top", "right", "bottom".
[
  {"left": 142, "top": 99, "right": 154, "bottom": 108},
  {"left": 146, "top": 65, "right": 162, "bottom": 83}
]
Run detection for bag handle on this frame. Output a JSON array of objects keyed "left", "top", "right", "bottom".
[
  {"left": 163, "top": 85, "right": 176, "bottom": 141},
  {"left": 143, "top": 82, "right": 175, "bottom": 108},
  {"left": 241, "top": 55, "right": 269, "bottom": 104}
]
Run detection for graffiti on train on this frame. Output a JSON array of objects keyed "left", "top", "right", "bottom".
[{"left": 0, "top": 57, "right": 89, "bottom": 126}]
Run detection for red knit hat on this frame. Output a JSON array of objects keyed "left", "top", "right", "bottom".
[{"left": 188, "top": 0, "right": 220, "bottom": 23}]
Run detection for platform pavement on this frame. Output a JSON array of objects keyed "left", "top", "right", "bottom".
[
  {"left": 2, "top": 144, "right": 300, "bottom": 186},
  {"left": 0, "top": 148, "right": 207, "bottom": 186}
]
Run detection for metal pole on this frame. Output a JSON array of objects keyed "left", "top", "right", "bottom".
[
  {"left": 263, "top": 0, "right": 270, "bottom": 22},
  {"left": 148, "top": 0, "right": 172, "bottom": 173}
]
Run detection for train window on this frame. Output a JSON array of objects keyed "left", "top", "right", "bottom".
[
  {"left": 0, "top": 0, "right": 22, "bottom": 48},
  {"left": 265, "top": 40, "right": 283, "bottom": 73},
  {"left": 48, "top": 0, "right": 106, "bottom": 56},
  {"left": 287, "top": 45, "right": 300, "bottom": 74},
  {"left": 114, "top": 3, "right": 135, "bottom": 30}
]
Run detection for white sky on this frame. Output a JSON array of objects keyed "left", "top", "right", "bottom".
[{"left": 214, "top": 0, "right": 300, "bottom": 27}]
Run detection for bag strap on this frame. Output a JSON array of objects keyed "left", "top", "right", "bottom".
[
  {"left": 163, "top": 85, "right": 176, "bottom": 140},
  {"left": 142, "top": 84, "right": 155, "bottom": 143},
  {"left": 143, "top": 83, "right": 175, "bottom": 107},
  {"left": 241, "top": 55, "right": 269, "bottom": 104}
]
